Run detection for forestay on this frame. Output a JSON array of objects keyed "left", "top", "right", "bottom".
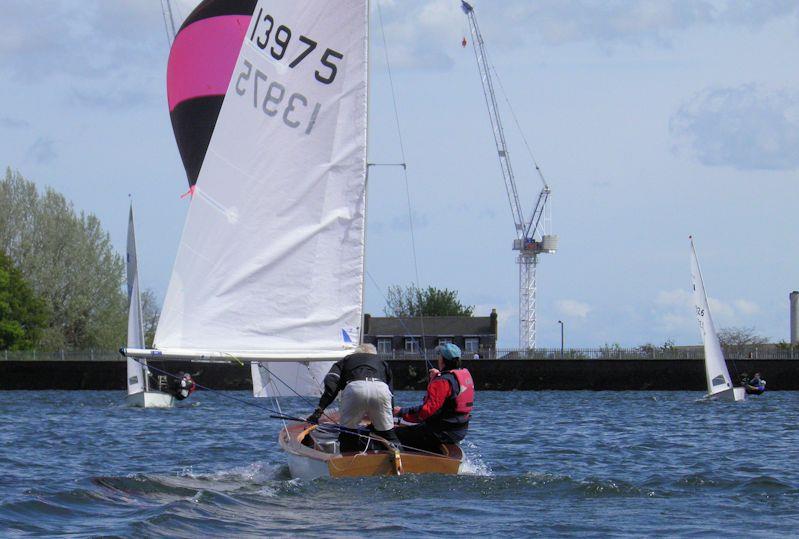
[
  {"left": 690, "top": 237, "right": 734, "bottom": 396},
  {"left": 126, "top": 204, "right": 147, "bottom": 395},
  {"left": 155, "top": 0, "right": 368, "bottom": 396}
]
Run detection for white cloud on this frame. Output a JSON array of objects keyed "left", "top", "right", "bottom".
[
  {"left": 0, "top": 1, "right": 164, "bottom": 82},
  {"left": 25, "top": 137, "right": 57, "bottom": 165},
  {"left": 555, "top": 299, "right": 591, "bottom": 318},
  {"left": 372, "top": 0, "right": 799, "bottom": 71},
  {"left": 707, "top": 297, "right": 735, "bottom": 319},
  {"left": 670, "top": 84, "right": 799, "bottom": 171},
  {"left": 0, "top": 115, "right": 27, "bottom": 129},
  {"left": 474, "top": 303, "right": 513, "bottom": 325},
  {"left": 656, "top": 289, "right": 691, "bottom": 307},
  {"left": 654, "top": 289, "right": 761, "bottom": 332},
  {"left": 733, "top": 299, "right": 761, "bottom": 316}
]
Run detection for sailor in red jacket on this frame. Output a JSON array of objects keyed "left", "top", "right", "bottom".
[{"left": 393, "top": 343, "right": 474, "bottom": 453}]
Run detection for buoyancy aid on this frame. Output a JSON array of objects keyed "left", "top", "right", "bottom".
[
  {"left": 174, "top": 377, "right": 196, "bottom": 400},
  {"left": 449, "top": 368, "right": 474, "bottom": 414},
  {"left": 432, "top": 368, "right": 474, "bottom": 427}
]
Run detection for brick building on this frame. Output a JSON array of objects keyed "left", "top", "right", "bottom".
[{"left": 362, "top": 309, "right": 498, "bottom": 359}]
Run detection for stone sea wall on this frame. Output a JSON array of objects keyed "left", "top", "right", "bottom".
[{"left": 0, "top": 358, "right": 797, "bottom": 390}]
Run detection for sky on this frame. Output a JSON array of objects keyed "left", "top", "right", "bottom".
[{"left": 0, "top": 0, "right": 796, "bottom": 349}]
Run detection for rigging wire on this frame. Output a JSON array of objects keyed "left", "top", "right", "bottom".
[
  {"left": 489, "top": 64, "right": 549, "bottom": 190},
  {"left": 375, "top": 1, "right": 429, "bottom": 362},
  {"left": 158, "top": 0, "right": 173, "bottom": 48},
  {"left": 129, "top": 357, "right": 444, "bottom": 457}
]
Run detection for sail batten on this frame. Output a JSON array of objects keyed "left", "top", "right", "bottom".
[{"left": 156, "top": 0, "right": 368, "bottom": 364}]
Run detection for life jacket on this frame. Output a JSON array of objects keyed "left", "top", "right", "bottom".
[
  {"left": 432, "top": 368, "right": 474, "bottom": 427},
  {"left": 447, "top": 368, "right": 474, "bottom": 415},
  {"left": 175, "top": 377, "right": 196, "bottom": 400}
]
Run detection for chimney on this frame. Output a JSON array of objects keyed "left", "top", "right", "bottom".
[
  {"left": 791, "top": 292, "right": 799, "bottom": 345},
  {"left": 363, "top": 313, "right": 371, "bottom": 336},
  {"left": 490, "top": 308, "right": 498, "bottom": 337}
]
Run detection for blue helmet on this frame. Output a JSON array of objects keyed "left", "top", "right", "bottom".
[{"left": 435, "top": 343, "right": 462, "bottom": 361}]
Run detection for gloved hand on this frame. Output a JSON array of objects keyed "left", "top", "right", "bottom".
[
  {"left": 306, "top": 407, "right": 323, "bottom": 424},
  {"left": 392, "top": 406, "right": 403, "bottom": 417},
  {"left": 428, "top": 368, "right": 440, "bottom": 381}
]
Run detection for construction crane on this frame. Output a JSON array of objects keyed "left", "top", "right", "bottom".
[{"left": 461, "top": 1, "right": 558, "bottom": 350}]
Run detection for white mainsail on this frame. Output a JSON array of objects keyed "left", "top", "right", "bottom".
[
  {"left": 126, "top": 203, "right": 147, "bottom": 395},
  {"left": 154, "top": 1, "right": 368, "bottom": 395},
  {"left": 690, "top": 237, "right": 743, "bottom": 400}
]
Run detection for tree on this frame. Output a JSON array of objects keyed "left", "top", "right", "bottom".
[
  {"left": 384, "top": 284, "right": 474, "bottom": 317},
  {"left": 717, "top": 326, "right": 768, "bottom": 348},
  {"left": 0, "top": 251, "right": 48, "bottom": 349},
  {"left": 0, "top": 169, "right": 126, "bottom": 350},
  {"left": 141, "top": 288, "right": 161, "bottom": 347}
]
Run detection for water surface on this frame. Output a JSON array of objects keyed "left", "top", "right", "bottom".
[{"left": 1, "top": 390, "right": 797, "bottom": 537}]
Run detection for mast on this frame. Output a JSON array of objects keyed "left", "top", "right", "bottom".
[{"left": 161, "top": 0, "right": 178, "bottom": 44}]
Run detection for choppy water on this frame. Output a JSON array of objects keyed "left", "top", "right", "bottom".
[{"left": 1, "top": 390, "right": 798, "bottom": 537}]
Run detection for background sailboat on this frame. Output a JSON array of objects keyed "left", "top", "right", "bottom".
[
  {"left": 125, "top": 203, "right": 175, "bottom": 408},
  {"left": 689, "top": 236, "right": 745, "bottom": 402}
]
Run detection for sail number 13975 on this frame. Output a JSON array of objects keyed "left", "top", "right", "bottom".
[
  {"left": 235, "top": 60, "right": 322, "bottom": 136},
  {"left": 249, "top": 8, "right": 344, "bottom": 86}
]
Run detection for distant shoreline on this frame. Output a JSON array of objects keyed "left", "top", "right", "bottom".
[{"left": 0, "top": 358, "right": 796, "bottom": 391}]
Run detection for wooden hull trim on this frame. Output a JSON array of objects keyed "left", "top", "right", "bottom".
[{"left": 279, "top": 420, "right": 464, "bottom": 480}]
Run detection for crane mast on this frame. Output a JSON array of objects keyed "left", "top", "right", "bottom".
[{"left": 461, "top": 1, "right": 558, "bottom": 350}]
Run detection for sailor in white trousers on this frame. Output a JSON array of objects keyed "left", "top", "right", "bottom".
[{"left": 306, "top": 343, "right": 399, "bottom": 449}]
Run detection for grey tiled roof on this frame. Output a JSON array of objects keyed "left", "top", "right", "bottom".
[{"left": 366, "top": 315, "right": 494, "bottom": 336}]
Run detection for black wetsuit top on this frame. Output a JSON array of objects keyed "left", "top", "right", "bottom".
[{"left": 316, "top": 353, "right": 393, "bottom": 410}]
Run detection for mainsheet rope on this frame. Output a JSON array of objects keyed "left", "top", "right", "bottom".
[{"left": 130, "top": 357, "right": 445, "bottom": 458}]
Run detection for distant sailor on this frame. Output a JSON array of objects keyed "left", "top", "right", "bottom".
[
  {"left": 170, "top": 372, "right": 196, "bottom": 401},
  {"left": 393, "top": 343, "right": 474, "bottom": 454},
  {"left": 306, "top": 343, "right": 400, "bottom": 449}
]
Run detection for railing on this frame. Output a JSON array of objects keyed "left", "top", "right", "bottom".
[
  {"left": 1, "top": 347, "right": 798, "bottom": 361},
  {"left": 378, "top": 346, "right": 799, "bottom": 361}
]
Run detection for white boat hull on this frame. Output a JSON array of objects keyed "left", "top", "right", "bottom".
[
  {"left": 708, "top": 387, "right": 746, "bottom": 402},
  {"left": 287, "top": 450, "right": 333, "bottom": 481},
  {"left": 126, "top": 391, "right": 175, "bottom": 408}
]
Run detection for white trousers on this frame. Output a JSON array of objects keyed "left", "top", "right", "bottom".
[{"left": 339, "top": 380, "right": 394, "bottom": 431}]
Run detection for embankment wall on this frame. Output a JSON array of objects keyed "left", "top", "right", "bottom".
[{"left": 0, "top": 359, "right": 796, "bottom": 390}]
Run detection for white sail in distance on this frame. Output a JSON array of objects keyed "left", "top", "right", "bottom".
[
  {"left": 126, "top": 203, "right": 147, "bottom": 395},
  {"left": 155, "top": 0, "right": 368, "bottom": 380},
  {"left": 690, "top": 237, "right": 734, "bottom": 397}
]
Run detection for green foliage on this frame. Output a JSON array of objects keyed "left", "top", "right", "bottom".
[
  {"left": 635, "top": 339, "right": 675, "bottom": 358},
  {"left": 384, "top": 284, "right": 474, "bottom": 317},
  {"left": 599, "top": 342, "right": 623, "bottom": 358},
  {"left": 0, "top": 168, "right": 126, "bottom": 350},
  {"left": 0, "top": 251, "right": 48, "bottom": 349},
  {"left": 141, "top": 288, "right": 160, "bottom": 348},
  {"left": 717, "top": 326, "right": 768, "bottom": 348}
]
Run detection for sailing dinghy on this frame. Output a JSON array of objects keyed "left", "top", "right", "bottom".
[
  {"left": 690, "top": 236, "right": 745, "bottom": 402},
  {"left": 124, "top": 0, "right": 463, "bottom": 476},
  {"left": 125, "top": 203, "right": 174, "bottom": 408}
]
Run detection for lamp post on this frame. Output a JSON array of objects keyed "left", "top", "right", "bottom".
[{"left": 557, "top": 320, "right": 564, "bottom": 358}]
